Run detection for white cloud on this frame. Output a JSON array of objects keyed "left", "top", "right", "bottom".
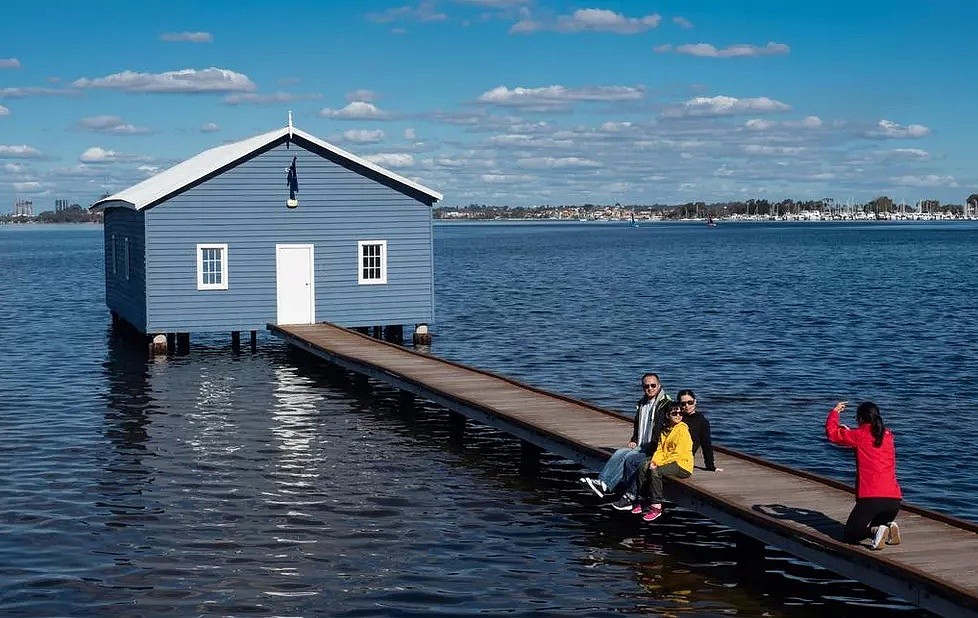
[
  {"left": 673, "top": 16, "right": 694, "bottom": 29},
  {"left": 347, "top": 89, "right": 376, "bottom": 102},
  {"left": 72, "top": 68, "right": 255, "bottom": 93},
  {"left": 364, "top": 153, "right": 414, "bottom": 168},
  {"left": 404, "top": 128, "right": 417, "bottom": 140},
  {"left": 666, "top": 42, "right": 790, "bottom": 58},
  {"left": 80, "top": 147, "right": 120, "bottom": 163},
  {"left": 742, "top": 145, "right": 806, "bottom": 156},
  {"left": 454, "top": 0, "right": 530, "bottom": 6},
  {"left": 0, "top": 145, "right": 43, "bottom": 158},
  {"left": 201, "top": 122, "right": 220, "bottom": 132},
  {"left": 77, "top": 115, "right": 150, "bottom": 134},
  {"left": 888, "top": 148, "right": 929, "bottom": 158},
  {"left": 13, "top": 181, "right": 41, "bottom": 192},
  {"left": 868, "top": 119, "right": 931, "bottom": 139},
  {"left": 4, "top": 163, "right": 23, "bottom": 172},
  {"left": 319, "top": 101, "right": 391, "bottom": 119},
  {"left": 0, "top": 87, "right": 79, "bottom": 98},
  {"left": 137, "top": 165, "right": 161, "bottom": 175},
  {"left": 477, "top": 85, "right": 644, "bottom": 111},
  {"left": 367, "top": 2, "right": 447, "bottom": 23},
  {"left": 0, "top": 105, "right": 8, "bottom": 116},
  {"left": 343, "top": 129, "right": 385, "bottom": 143},
  {"left": 512, "top": 9, "right": 661, "bottom": 34},
  {"left": 744, "top": 119, "right": 775, "bottom": 131},
  {"left": 665, "top": 95, "right": 790, "bottom": 117},
  {"left": 0, "top": 58, "right": 19, "bottom": 69},
  {"left": 223, "top": 92, "right": 321, "bottom": 105},
  {"left": 891, "top": 174, "right": 956, "bottom": 188},
  {"left": 159, "top": 31, "right": 213, "bottom": 43},
  {"left": 517, "top": 156, "right": 602, "bottom": 169}
]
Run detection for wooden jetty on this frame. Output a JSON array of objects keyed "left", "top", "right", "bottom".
[{"left": 269, "top": 322, "right": 978, "bottom": 617}]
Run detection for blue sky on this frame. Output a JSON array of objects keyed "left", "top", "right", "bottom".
[{"left": 2, "top": 0, "right": 976, "bottom": 211}]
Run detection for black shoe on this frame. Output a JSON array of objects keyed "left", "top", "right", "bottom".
[{"left": 611, "top": 494, "right": 636, "bottom": 511}]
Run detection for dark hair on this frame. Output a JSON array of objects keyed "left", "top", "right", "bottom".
[
  {"left": 676, "top": 389, "right": 696, "bottom": 400},
  {"left": 641, "top": 372, "right": 660, "bottom": 383},
  {"left": 856, "top": 401, "right": 886, "bottom": 448},
  {"left": 663, "top": 400, "right": 682, "bottom": 418}
]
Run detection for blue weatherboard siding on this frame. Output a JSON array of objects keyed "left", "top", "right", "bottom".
[
  {"left": 143, "top": 142, "right": 433, "bottom": 333},
  {"left": 103, "top": 206, "right": 147, "bottom": 332}
]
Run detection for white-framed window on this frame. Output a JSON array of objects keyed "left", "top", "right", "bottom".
[
  {"left": 123, "top": 237, "right": 130, "bottom": 281},
  {"left": 196, "top": 243, "right": 229, "bottom": 290},
  {"left": 357, "top": 240, "right": 387, "bottom": 285}
]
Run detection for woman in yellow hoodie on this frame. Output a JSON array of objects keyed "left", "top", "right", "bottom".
[{"left": 635, "top": 401, "right": 694, "bottom": 522}]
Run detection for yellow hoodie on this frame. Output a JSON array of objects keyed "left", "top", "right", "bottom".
[{"left": 651, "top": 421, "right": 694, "bottom": 473}]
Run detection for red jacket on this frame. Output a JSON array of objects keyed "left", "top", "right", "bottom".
[{"left": 825, "top": 409, "right": 902, "bottom": 499}]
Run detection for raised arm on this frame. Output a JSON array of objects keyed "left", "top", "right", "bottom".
[{"left": 825, "top": 401, "right": 857, "bottom": 447}]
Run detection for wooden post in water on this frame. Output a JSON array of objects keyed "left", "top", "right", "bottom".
[
  {"left": 166, "top": 333, "right": 176, "bottom": 354},
  {"left": 519, "top": 440, "right": 542, "bottom": 477},
  {"left": 735, "top": 532, "right": 767, "bottom": 571},
  {"left": 384, "top": 325, "right": 404, "bottom": 344},
  {"left": 250, "top": 330, "right": 257, "bottom": 353},
  {"left": 148, "top": 334, "right": 167, "bottom": 356},
  {"left": 231, "top": 331, "right": 241, "bottom": 353},
  {"left": 413, "top": 323, "right": 431, "bottom": 346},
  {"left": 398, "top": 390, "right": 416, "bottom": 423},
  {"left": 176, "top": 333, "right": 190, "bottom": 356},
  {"left": 448, "top": 411, "right": 466, "bottom": 449}
]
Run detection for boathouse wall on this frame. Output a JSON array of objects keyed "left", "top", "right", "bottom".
[
  {"left": 141, "top": 142, "right": 434, "bottom": 333},
  {"left": 103, "top": 206, "right": 147, "bottom": 332}
]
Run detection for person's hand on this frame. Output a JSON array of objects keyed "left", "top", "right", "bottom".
[
  {"left": 832, "top": 401, "right": 848, "bottom": 414},
  {"left": 627, "top": 441, "right": 637, "bottom": 449},
  {"left": 713, "top": 467, "right": 724, "bottom": 474},
  {"left": 647, "top": 460, "right": 657, "bottom": 470}
]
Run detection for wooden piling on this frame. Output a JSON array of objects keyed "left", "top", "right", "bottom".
[
  {"left": 176, "top": 333, "right": 190, "bottom": 355},
  {"left": 250, "top": 330, "right": 257, "bottom": 353},
  {"left": 519, "top": 440, "right": 542, "bottom": 477},
  {"left": 413, "top": 323, "right": 431, "bottom": 346},
  {"left": 148, "top": 334, "right": 167, "bottom": 356},
  {"left": 231, "top": 331, "right": 241, "bottom": 353}
]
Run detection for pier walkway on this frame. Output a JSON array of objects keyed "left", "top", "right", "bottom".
[{"left": 269, "top": 322, "right": 978, "bottom": 617}]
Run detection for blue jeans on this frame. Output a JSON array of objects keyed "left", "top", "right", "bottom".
[{"left": 598, "top": 447, "right": 647, "bottom": 493}]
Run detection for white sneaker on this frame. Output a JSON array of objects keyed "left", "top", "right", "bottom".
[
  {"left": 870, "top": 524, "right": 890, "bottom": 550},
  {"left": 582, "top": 477, "right": 607, "bottom": 498},
  {"left": 887, "top": 521, "right": 901, "bottom": 545}
]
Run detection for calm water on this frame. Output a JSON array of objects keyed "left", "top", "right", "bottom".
[{"left": 2, "top": 221, "right": 976, "bottom": 617}]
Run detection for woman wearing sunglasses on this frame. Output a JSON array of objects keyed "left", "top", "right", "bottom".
[
  {"left": 614, "top": 401, "right": 694, "bottom": 522},
  {"left": 677, "top": 389, "right": 722, "bottom": 473}
]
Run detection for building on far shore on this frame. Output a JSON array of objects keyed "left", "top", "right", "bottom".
[
  {"left": 91, "top": 123, "right": 442, "bottom": 351},
  {"left": 13, "top": 200, "right": 33, "bottom": 217}
]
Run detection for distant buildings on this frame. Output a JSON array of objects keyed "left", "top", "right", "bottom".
[
  {"left": 55, "top": 199, "right": 70, "bottom": 212},
  {"left": 13, "top": 199, "right": 33, "bottom": 217}
]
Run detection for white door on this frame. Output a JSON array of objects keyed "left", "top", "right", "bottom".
[{"left": 275, "top": 244, "right": 315, "bottom": 324}]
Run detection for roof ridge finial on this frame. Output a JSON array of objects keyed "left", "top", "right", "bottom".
[{"left": 288, "top": 110, "right": 294, "bottom": 139}]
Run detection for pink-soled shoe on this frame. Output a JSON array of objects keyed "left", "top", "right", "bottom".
[
  {"left": 631, "top": 503, "right": 644, "bottom": 514},
  {"left": 642, "top": 507, "right": 663, "bottom": 523}
]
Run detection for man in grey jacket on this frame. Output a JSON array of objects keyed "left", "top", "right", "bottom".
[{"left": 579, "top": 373, "right": 671, "bottom": 500}]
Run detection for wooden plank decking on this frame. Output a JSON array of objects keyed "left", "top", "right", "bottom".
[{"left": 269, "top": 322, "right": 978, "bottom": 617}]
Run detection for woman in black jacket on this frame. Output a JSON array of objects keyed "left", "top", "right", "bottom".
[{"left": 677, "top": 389, "right": 722, "bottom": 473}]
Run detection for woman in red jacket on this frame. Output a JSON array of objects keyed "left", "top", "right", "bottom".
[{"left": 825, "top": 400, "right": 903, "bottom": 550}]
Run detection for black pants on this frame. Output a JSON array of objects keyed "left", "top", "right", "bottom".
[{"left": 844, "top": 497, "right": 901, "bottom": 543}]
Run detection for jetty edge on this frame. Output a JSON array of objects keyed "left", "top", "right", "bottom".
[{"left": 269, "top": 321, "right": 978, "bottom": 618}]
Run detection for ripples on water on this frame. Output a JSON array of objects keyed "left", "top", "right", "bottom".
[{"left": 3, "top": 222, "right": 972, "bottom": 616}]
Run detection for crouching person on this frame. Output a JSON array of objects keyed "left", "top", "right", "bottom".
[{"left": 613, "top": 401, "right": 693, "bottom": 522}]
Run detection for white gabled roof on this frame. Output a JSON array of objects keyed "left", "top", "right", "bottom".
[{"left": 93, "top": 125, "right": 442, "bottom": 210}]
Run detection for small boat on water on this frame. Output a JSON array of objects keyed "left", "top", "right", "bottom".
[
  {"left": 630, "top": 213, "right": 639, "bottom": 227},
  {"left": 707, "top": 214, "right": 717, "bottom": 228}
]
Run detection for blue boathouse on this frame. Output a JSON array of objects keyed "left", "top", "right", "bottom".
[{"left": 92, "top": 125, "right": 442, "bottom": 351}]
